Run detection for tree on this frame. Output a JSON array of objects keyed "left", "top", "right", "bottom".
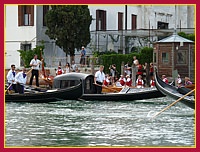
[
  {"left": 178, "top": 32, "right": 195, "bottom": 42},
  {"left": 45, "top": 5, "right": 92, "bottom": 63},
  {"left": 18, "top": 45, "right": 44, "bottom": 68}
]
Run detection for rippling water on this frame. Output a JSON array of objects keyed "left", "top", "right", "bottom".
[{"left": 5, "top": 97, "right": 195, "bottom": 147}]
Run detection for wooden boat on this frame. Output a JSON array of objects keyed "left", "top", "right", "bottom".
[
  {"left": 154, "top": 68, "right": 195, "bottom": 109},
  {"left": 5, "top": 82, "right": 83, "bottom": 103},
  {"left": 81, "top": 87, "right": 165, "bottom": 101},
  {"left": 102, "top": 86, "right": 122, "bottom": 93},
  {"left": 185, "top": 84, "right": 195, "bottom": 90},
  {"left": 53, "top": 73, "right": 165, "bottom": 101}
]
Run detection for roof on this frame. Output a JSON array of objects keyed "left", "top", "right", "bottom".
[
  {"left": 54, "top": 73, "right": 93, "bottom": 81},
  {"left": 157, "top": 33, "right": 194, "bottom": 43}
]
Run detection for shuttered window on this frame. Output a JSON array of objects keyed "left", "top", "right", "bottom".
[
  {"left": 96, "top": 9, "right": 106, "bottom": 31},
  {"left": 43, "top": 5, "right": 49, "bottom": 26},
  {"left": 18, "top": 5, "right": 34, "bottom": 26},
  {"left": 118, "top": 12, "right": 123, "bottom": 30},
  {"left": 131, "top": 14, "right": 137, "bottom": 30}
]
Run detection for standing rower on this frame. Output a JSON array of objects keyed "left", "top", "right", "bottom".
[{"left": 94, "top": 65, "right": 105, "bottom": 94}]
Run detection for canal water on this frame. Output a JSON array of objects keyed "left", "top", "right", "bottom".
[{"left": 5, "top": 96, "right": 195, "bottom": 147}]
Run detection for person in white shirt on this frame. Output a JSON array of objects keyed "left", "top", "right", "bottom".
[
  {"left": 124, "top": 62, "right": 131, "bottom": 76},
  {"left": 135, "top": 75, "right": 144, "bottom": 88},
  {"left": 71, "top": 60, "right": 78, "bottom": 72},
  {"left": 94, "top": 65, "right": 105, "bottom": 94},
  {"left": 6, "top": 64, "right": 17, "bottom": 93},
  {"left": 119, "top": 75, "right": 126, "bottom": 86},
  {"left": 176, "top": 74, "right": 182, "bottom": 87},
  {"left": 15, "top": 68, "right": 27, "bottom": 94},
  {"left": 29, "top": 54, "right": 43, "bottom": 87},
  {"left": 103, "top": 74, "right": 111, "bottom": 86},
  {"left": 133, "top": 56, "right": 139, "bottom": 66},
  {"left": 65, "top": 63, "right": 71, "bottom": 73}
]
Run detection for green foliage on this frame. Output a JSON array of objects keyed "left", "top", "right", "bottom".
[
  {"left": 139, "top": 47, "right": 153, "bottom": 64},
  {"left": 45, "top": 5, "right": 92, "bottom": 57},
  {"left": 18, "top": 45, "right": 44, "bottom": 68},
  {"left": 93, "top": 51, "right": 117, "bottom": 57},
  {"left": 178, "top": 32, "right": 195, "bottom": 42},
  {"left": 98, "top": 47, "right": 153, "bottom": 75}
]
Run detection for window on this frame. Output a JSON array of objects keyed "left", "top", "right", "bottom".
[
  {"left": 177, "top": 50, "right": 186, "bottom": 64},
  {"left": 20, "top": 43, "right": 32, "bottom": 66},
  {"left": 18, "top": 5, "right": 34, "bottom": 26},
  {"left": 60, "top": 80, "right": 80, "bottom": 88},
  {"left": 43, "top": 5, "right": 49, "bottom": 26},
  {"left": 118, "top": 12, "right": 123, "bottom": 30},
  {"left": 96, "top": 9, "right": 106, "bottom": 31},
  {"left": 162, "top": 52, "right": 169, "bottom": 63},
  {"left": 131, "top": 14, "right": 137, "bottom": 30},
  {"left": 153, "top": 53, "right": 157, "bottom": 63},
  {"left": 157, "top": 21, "right": 168, "bottom": 29},
  {"left": 157, "top": 21, "right": 168, "bottom": 40},
  {"left": 21, "top": 43, "right": 31, "bottom": 51}
]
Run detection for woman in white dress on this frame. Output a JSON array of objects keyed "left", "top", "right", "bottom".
[{"left": 65, "top": 63, "right": 70, "bottom": 73}]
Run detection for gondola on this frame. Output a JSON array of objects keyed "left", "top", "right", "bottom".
[
  {"left": 154, "top": 68, "right": 195, "bottom": 109},
  {"left": 53, "top": 73, "right": 165, "bottom": 101},
  {"left": 81, "top": 87, "right": 165, "bottom": 101},
  {"left": 5, "top": 82, "right": 83, "bottom": 103}
]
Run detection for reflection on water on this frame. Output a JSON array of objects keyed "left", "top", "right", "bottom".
[{"left": 5, "top": 97, "right": 195, "bottom": 147}]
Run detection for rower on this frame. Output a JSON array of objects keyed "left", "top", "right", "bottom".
[
  {"left": 135, "top": 75, "right": 144, "bottom": 88},
  {"left": 6, "top": 64, "right": 17, "bottom": 93},
  {"left": 94, "top": 65, "right": 105, "bottom": 94},
  {"left": 15, "top": 68, "right": 27, "bottom": 94},
  {"left": 162, "top": 75, "right": 168, "bottom": 84},
  {"left": 126, "top": 75, "right": 132, "bottom": 87},
  {"left": 56, "top": 66, "right": 64, "bottom": 75}
]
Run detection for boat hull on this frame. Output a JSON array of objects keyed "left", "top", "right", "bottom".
[
  {"left": 154, "top": 69, "right": 195, "bottom": 109},
  {"left": 5, "top": 83, "right": 83, "bottom": 103},
  {"left": 81, "top": 87, "right": 165, "bottom": 101}
]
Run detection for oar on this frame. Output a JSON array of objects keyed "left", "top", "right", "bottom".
[
  {"left": 5, "top": 68, "right": 34, "bottom": 93},
  {"left": 150, "top": 89, "right": 195, "bottom": 120},
  {"left": 5, "top": 83, "right": 13, "bottom": 93},
  {"left": 26, "top": 68, "right": 33, "bottom": 75},
  {"left": 93, "top": 83, "right": 119, "bottom": 93}
]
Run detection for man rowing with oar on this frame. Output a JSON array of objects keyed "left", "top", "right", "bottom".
[
  {"left": 15, "top": 68, "right": 27, "bottom": 94},
  {"left": 6, "top": 64, "right": 17, "bottom": 93}
]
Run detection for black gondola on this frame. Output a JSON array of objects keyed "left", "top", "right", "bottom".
[
  {"left": 154, "top": 68, "right": 195, "bottom": 109},
  {"left": 81, "top": 87, "right": 165, "bottom": 101},
  {"left": 5, "top": 82, "right": 83, "bottom": 103},
  {"left": 53, "top": 73, "right": 165, "bottom": 101}
]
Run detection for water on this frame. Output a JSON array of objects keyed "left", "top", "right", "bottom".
[{"left": 5, "top": 97, "right": 195, "bottom": 147}]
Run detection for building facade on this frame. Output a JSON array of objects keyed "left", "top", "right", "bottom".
[{"left": 5, "top": 5, "right": 195, "bottom": 69}]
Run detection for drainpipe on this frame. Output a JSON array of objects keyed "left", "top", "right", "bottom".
[
  {"left": 189, "top": 44, "right": 191, "bottom": 78},
  {"left": 125, "top": 5, "right": 127, "bottom": 31},
  {"left": 172, "top": 42, "right": 174, "bottom": 77}
]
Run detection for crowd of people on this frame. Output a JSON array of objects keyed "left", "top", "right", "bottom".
[
  {"left": 6, "top": 52, "right": 193, "bottom": 94},
  {"left": 99, "top": 56, "right": 156, "bottom": 89},
  {"left": 6, "top": 54, "right": 43, "bottom": 94},
  {"left": 55, "top": 46, "right": 86, "bottom": 75},
  {"left": 55, "top": 60, "right": 79, "bottom": 75},
  {"left": 93, "top": 55, "right": 193, "bottom": 93}
]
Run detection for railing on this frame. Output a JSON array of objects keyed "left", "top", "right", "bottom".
[{"left": 44, "top": 56, "right": 99, "bottom": 68}]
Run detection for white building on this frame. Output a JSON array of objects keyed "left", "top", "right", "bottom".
[{"left": 5, "top": 5, "right": 195, "bottom": 69}]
